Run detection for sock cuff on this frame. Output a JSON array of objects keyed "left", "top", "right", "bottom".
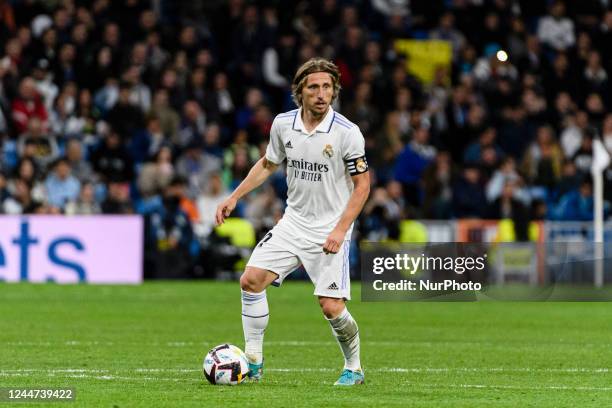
[
  {"left": 326, "top": 307, "right": 350, "bottom": 323},
  {"left": 241, "top": 289, "right": 267, "bottom": 302}
]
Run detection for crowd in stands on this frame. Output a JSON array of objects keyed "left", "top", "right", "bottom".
[{"left": 0, "top": 0, "right": 611, "bottom": 275}]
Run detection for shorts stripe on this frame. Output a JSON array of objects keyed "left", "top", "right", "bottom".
[
  {"left": 342, "top": 241, "right": 350, "bottom": 290},
  {"left": 241, "top": 313, "right": 269, "bottom": 318}
]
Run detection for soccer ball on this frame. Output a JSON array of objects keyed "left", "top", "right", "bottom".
[{"left": 202, "top": 344, "right": 249, "bottom": 385}]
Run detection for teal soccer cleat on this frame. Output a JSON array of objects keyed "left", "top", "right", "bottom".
[
  {"left": 247, "top": 361, "right": 264, "bottom": 381},
  {"left": 334, "top": 369, "right": 365, "bottom": 386}
]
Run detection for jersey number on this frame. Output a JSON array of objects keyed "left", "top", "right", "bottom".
[{"left": 258, "top": 232, "right": 273, "bottom": 247}]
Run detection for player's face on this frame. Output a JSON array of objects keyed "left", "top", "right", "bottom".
[{"left": 301, "top": 72, "right": 334, "bottom": 116}]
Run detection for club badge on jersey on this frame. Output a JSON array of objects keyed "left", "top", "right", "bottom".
[
  {"left": 323, "top": 144, "right": 334, "bottom": 158},
  {"left": 346, "top": 156, "right": 369, "bottom": 175}
]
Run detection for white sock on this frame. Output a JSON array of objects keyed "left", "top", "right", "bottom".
[
  {"left": 327, "top": 307, "right": 361, "bottom": 371},
  {"left": 241, "top": 289, "right": 269, "bottom": 364}
]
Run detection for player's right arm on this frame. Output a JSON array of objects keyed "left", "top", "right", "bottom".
[{"left": 215, "top": 157, "right": 278, "bottom": 225}]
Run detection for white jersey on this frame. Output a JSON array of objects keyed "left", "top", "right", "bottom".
[{"left": 265, "top": 107, "right": 368, "bottom": 244}]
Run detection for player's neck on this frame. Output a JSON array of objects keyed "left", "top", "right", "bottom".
[{"left": 301, "top": 106, "right": 329, "bottom": 133}]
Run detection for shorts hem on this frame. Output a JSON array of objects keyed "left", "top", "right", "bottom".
[
  {"left": 245, "top": 262, "right": 283, "bottom": 283},
  {"left": 314, "top": 291, "right": 351, "bottom": 301}
]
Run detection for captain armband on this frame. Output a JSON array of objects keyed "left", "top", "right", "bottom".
[{"left": 345, "top": 156, "right": 369, "bottom": 175}]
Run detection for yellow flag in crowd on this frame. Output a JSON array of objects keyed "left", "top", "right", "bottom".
[{"left": 394, "top": 40, "right": 452, "bottom": 85}]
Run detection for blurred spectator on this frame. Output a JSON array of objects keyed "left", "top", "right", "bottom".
[
  {"left": 32, "top": 58, "right": 58, "bottom": 112},
  {"left": 44, "top": 157, "right": 80, "bottom": 210},
  {"left": 452, "top": 165, "right": 486, "bottom": 218},
  {"left": 130, "top": 115, "right": 164, "bottom": 165},
  {"left": 0, "top": 172, "right": 8, "bottom": 205},
  {"left": 8, "top": 157, "right": 45, "bottom": 202},
  {"left": 17, "top": 117, "right": 59, "bottom": 170},
  {"left": 197, "top": 172, "right": 229, "bottom": 238},
  {"left": 551, "top": 177, "right": 595, "bottom": 220},
  {"left": 429, "top": 12, "right": 465, "bottom": 61},
  {"left": 463, "top": 126, "right": 504, "bottom": 165},
  {"left": 101, "top": 180, "right": 132, "bottom": 214},
  {"left": 486, "top": 180, "right": 530, "bottom": 241},
  {"left": 262, "top": 30, "right": 297, "bottom": 108},
  {"left": 2, "top": 178, "right": 37, "bottom": 214},
  {"left": 123, "top": 65, "right": 151, "bottom": 113},
  {"left": 603, "top": 114, "right": 612, "bottom": 152},
  {"left": 393, "top": 126, "right": 436, "bottom": 207},
  {"left": 537, "top": 1, "right": 575, "bottom": 52},
  {"left": 572, "top": 130, "right": 594, "bottom": 175},
  {"left": 138, "top": 145, "right": 174, "bottom": 198},
  {"left": 556, "top": 159, "right": 582, "bottom": 199},
  {"left": 422, "top": 151, "right": 456, "bottom": 219},
  {"left": 65, "top": 138, "right": 94, "bottom": 183},
  {"left": 521, "top": 125, "right": 563, "bottom": 189},
  {"left": 144, "top": 175, "right": 195, "bottom": 278},
  {"left": 362, "top": 184, "right": 402, "bottom": 241},
  {"left": 246, "top": 104, "right": 273, "bottom": 146},
  {"left": 11, "top": 76, "right": 48, "bottom": 135},
  {"left": 560, "top": 111, "right": 588, "bottom": 158},
  {"left": 186, "top": 67, "right": 213, "bottom": 117},
  {"left": 202, "top": 123, "right": 224, "bottom": 159},
  {"left": 105, "top": 81, "right": 145, "bottom": 141},
  {"left": 246, "top": 183, "right": 283, "bottom": 237},
  {"left": 176, "top": 100, "right": 206, "bottom": 149},
  {"left": 486, "top": 157, "right": 530, "bottom": 205},
  {"left": 223, "top": 145, "right": 255, "bottom": 191},
  {"left": 236, "top": 88, "right": 265, "bottom": 130},
  {"left": 65, "top": 182, "right": 101, "bottom": 215},
  {"left": 176, "top": 141, "right": 222, "bottom": 198},
  {"left": 345, "top": 81, "right": 379, "bottom": 136},
  {"left": 211, "top": 72, "right": 235, "bottom": 126},
  {"left": 583, "top": 51, "right": 608, "bottom": 99},
  {"left": 151, "top": 89, "right": 180, "bottom": 142},
  {"left": 90, "top": 130, "right": 134, "bottom": 183},
  {"left": 371, "top": 111, "right": 404, "bottom": 183}
]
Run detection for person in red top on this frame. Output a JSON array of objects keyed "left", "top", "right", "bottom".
[{"left": 11, "top": 76, "right": 48, "bottom": 136}]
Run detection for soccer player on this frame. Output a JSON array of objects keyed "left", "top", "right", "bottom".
[{"left": 215, "top": 58, "right": 370, "bottom": 386}]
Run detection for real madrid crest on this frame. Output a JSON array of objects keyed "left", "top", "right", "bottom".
[
  {"left": 323, "top": 144, "right": 334, "bottom": 158},
  {"left": 356, "top": 158, "right": 367, "bottom": 172}
]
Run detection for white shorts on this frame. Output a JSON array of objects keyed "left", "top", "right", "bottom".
[{"left": 246, "top": 219, "right": 351, "bottom": 300}]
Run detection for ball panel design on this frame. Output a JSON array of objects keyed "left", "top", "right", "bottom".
[{"left": 203, "top": 343, "right": 250, "bottom": 386}]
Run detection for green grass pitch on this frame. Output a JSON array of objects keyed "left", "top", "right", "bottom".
[{"left": 1, "top": 281, "right": 611, "bottom": 407}]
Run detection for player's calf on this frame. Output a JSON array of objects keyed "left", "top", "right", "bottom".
[
  {"left": 322, "top": 302, "right": 363, "bottom": 380},
  {"left": 240, "top": 266, "right": 277, "bottom": 382}
]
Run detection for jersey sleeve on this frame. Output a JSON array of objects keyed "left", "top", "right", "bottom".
[
  {"left": 342, "top": 127, "right": 369, "bottom": 175},
  {"left": 265, "top": 118, "right": 286, "bottom": 164}
]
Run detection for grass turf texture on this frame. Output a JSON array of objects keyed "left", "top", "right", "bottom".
[{"left": 1, "top": 282, "right": 611, "bottom": 407}]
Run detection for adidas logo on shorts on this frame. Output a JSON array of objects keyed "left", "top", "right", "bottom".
[
  {"left": 285, "top": 140, "right": 293, "bottom": 148},
  {"left": 327, "top": 282, "right": 339, "bottom": 290}
]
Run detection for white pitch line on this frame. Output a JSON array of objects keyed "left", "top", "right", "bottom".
[
  {"left": 411, "top": 382, "right": 612, "bottom": 392},
  {"left": 0, "top": 370, "right": 611, "bottom": 392},
  {"left": 1, "top": 367, "right": 611, "bottom": 374},
  {"left": 5, "top": 340, "right": 612, "bottom": 349},
  {"left": 60, "top": 374, "right": 200, "bottom": 382}
]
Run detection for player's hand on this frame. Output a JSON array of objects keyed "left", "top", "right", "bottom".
[
  {"left": 215, "top": 196, "right": 238, "bottom": 226},
  {"left": 323, "top": 228, "right": 345, "bottom": 254}
]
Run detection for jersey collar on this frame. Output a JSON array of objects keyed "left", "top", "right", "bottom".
[{"left": 292, "top": 106, "right": 335, "bottom": 135}]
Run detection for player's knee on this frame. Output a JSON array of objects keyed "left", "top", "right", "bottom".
[
  {"left": 240, "top": 268, "right": 265, "bottom": 292},
  {"left": 239, "top": 273, "right": 257, "bottom": 292},
  {"left": 319, "top": 298, "right": 345, "bottom": 319}
]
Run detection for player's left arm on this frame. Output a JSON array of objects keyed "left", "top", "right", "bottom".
[{"left": 323, "top": 171, "right": 370, "bottom": 254}]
